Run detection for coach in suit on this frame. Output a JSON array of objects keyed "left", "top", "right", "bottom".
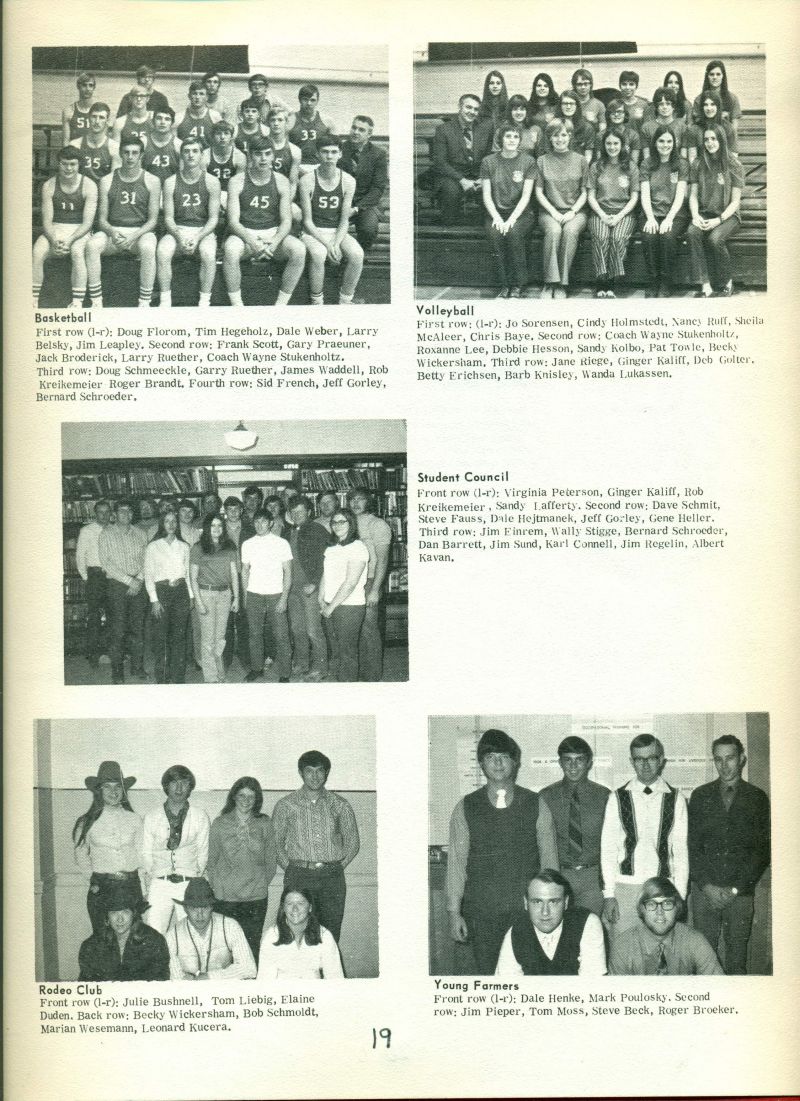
[
  {"left": 688, "top": 734, "right": 770, "bottom": 974},
  {"left": 431, "top": 94, "right": 493, "bottom": 225},
  {"left": 340, "top": 116, "right": 388, "bottom": 251}
]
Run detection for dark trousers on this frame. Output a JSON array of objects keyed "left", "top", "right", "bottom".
[
  {"left": 106, "top": 578, "right": 148, "bottom": 677},
  {"left": 224, "top": 588, "right": 250, "bottom": 671},
  {"left": 686, "top": 216, "right": 740, "bottom": 288},
  {"left": 246, "top": 592, "right": 290, "bottom": 678},
  {"left": 642, "top": 210, "right": 691, "bottom": 290},
  {"left": 350, "top": 206, "right": 380, "bottom": 250},
  {"left": 691, "top": 885, "right": 754, "bottom": 974},
  {"left": 485, "top": 207, "right": 535, "bottom": 287},
  {"left": 284, "top": 864, "right": 346, "bottom": 942},
  {"left": 215, "top": 896, "right": 269, "bottom": 964},
  {"left": 151, "top": 580, "right": 191, "bottom": 683},
  {"left": 436, "top": 175, "right": 479, "bottom": 225},
  {"left": 87, "top": 871, "right": 142, "bottom": 934},
  {"left": 325, "top": 604, "right": 365, "bottom": 682},
  {"left": 463, "top": 906, "right": 517, "bottom": 975},
  {"left": 358, "top": 599, "right": 384, "bottom": 682},
  {"left": 85, "top": 567, "right": 108, "bottom": 660}
]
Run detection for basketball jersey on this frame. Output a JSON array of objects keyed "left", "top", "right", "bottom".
[
  {"left": 68, "top": 102, "right": 93, "bottom": 141},
  {"left": 174, "top": 171, "right": 210, "bottom": 227},
  {"left": 207, "top": 148, "right": 239, "bottom": 191},
  {"left": 120, "top": 115, "right": 152, "bottom": 147},
  {"left": 176, "top": 110, "right": 214, "bottom": 148},
  {"left": 311, "top": 170, "right": 344, "bottom": 228},
  {"left": 108, "top": 169, "right": 150, "bottom": 227},
  {"left": 52, "top": 176, "right": 87, "bottom": 224},
  {"left": 289, "top": 111, "right": 331, "bottom": 163},
  {"left": 239, "top": 170, "right": 280, "bottom": 230},
  {"left": 234, "top": 125, "right": 266, "bottom": 156},
  {"left": 269, "top": 139, "right": 295, "bottom": 180},
  {"left": 77, "top": 137, "right": 114, "bottom": 184},
  {"left": 142, "top": 136, "right": 180, "bottom": 181}
]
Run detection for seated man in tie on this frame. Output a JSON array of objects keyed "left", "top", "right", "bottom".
[
  {"left": 609, "top": 877, "right": 723, "bottom": 975},
  {"left": 601, "top": 734, "right": 688, "bottom": 939},
  {"left": 431, "top": 93, "right": 493, "bottom": 225},
  {"left": 495, "top": 870, "right": 606, "bottom": 976},
  {"left": 339, "top": 115, "right": 388, "bottom": 252},
  {"left": 167, "top": 877, "right": 256, "bottom": 980},
  {"left": 688, "top": 735, "right": 770, "bottom": 974}
]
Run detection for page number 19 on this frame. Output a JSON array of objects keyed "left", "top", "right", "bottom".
[{"left": 372, "top": 1027, "right": 391, "bottom": 1049}]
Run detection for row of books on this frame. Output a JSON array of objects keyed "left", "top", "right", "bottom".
[
  {"left": 387, "top": 567, "right": 409, "bottom": 594},
  {"left": 300, "top": 466, "right": 406, "bottom": 493},
  {"left": 63, "top": 468, "right": 217, "bottom": 499},
  {"left": 64, "top": 577, "right": 87, "bottom": 602}
]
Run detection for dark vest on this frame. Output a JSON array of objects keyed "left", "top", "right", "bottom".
[
  {"left": 616, "top": 784, "right": 676, "bottom": 878},
  {"left": 463, "top": 786, "right": 540, "bottom": 916},
  {"left": 510, "top": 907, "right": 590, "bottom": 975}
]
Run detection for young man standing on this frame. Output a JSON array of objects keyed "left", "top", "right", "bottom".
[
  {"left": 244, "top": 73, "right": 290, "bottom": 127},
  {"left": 97, "top": 498, "right": 148, "bottom": 684},
  {"left": 272, "top": 750, "right": 360, "bottom": 941},
  {"left": 266, "top": 107, "right": 302, "bottom": 218},
  {"left": 74, "top": 498, "right": 112, "bottom": 668},
  {"left": 289, "top": 84, "right": 335, "bottom": 170},
  {"left": 70, "top": 102, "right": 120, "bottom": 186},
  {"left": 223, "top": 137, "right": 306, "bottom": 307},
  {"left": 240, "top": 507, "right": 293, "bottom": 682},
  {"left": 234, "top": 98, "right": 270, "bottom": 156},
  {"left": 142, "top": 106, "right": 181, "bottom": 183},
  {"left": 175, "top": 81, "right": 221, "bottom": 149},
  {"left": 202, "top": 70, "right": 234, "bottom": 123},
  {"left": 116, "top": 65, "right": 169, "bottom": 119},
  {"left": 62, "top": 71, "right": 99, "bottom": 144},
  {"left": 86, "top": 137, "right": 160, "bottom": 307},
  {"left": 339, "top": 114, "right": 388, "bottom": 251},
  {"left": 313, "top": 491, "right": 339, "bottom": 534},
  {"left": 348, "top": 488, "right": 390, "bottom": 680},
  {"left": 287, "top": 495, "right": 329, "bottom": 681},
  {"left": 203, "top": 121, "right": 246, "bottom": 211},
  {"left": 33, "top": 146, "right": 98, "bottom": 308},
  {"left": 113, "top": 87, "right": 153, "bottom": 147},
  {"left": 156, "top": 138, "right": 221, "bottom": 307},
  {"left": 299, "top": 136, "right": 363, "bottom": 305}
]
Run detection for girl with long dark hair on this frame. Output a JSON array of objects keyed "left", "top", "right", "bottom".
[
  {"left": 587, "top": 128, "right": 640, "bottom": 297},
  {"left": 479, "top": 70, "right": 509, "bottom": 128},
  {"left": 319, "top": 507, "right": 369, "bottom": 681},
  {"left": 686, "top": 123, "right": 743, "bottom": 297},
  {"left": 527, "top": 72, "right": 559, "bottom": 129},
  {"left": 190, "top": 513, "right": 239, "bottom": 683},
  {"left": 640, "top": 126, "right": 690, "bottom": 297},
  {"left": 692, "top": 60, "right": 742, "bottom": 141}
]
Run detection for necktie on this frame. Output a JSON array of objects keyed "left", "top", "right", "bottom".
[
  {"left": 722, "top": 784, "right": 735, "bottom": 811},
  {"left": 495, "top": 789, "right": 507, "bottom": 809},
  {"left": 463, "top": 127, "right": 473, "bottom": 154},
  {"left": 568, "top": 787, "right": 583, "bottom": 861},
  {"left": 643, "top": 786, "right": 653, "bottom": 795},
  {"left": 656, "top": 944, "right": 668, "bottom": 975}
]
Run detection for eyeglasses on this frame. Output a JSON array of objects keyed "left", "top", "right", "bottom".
[
  {"left": 331, "top": 518, "right": 349, "bottom": 526},
  {"left": 643, "top": 898, "right": 676, "bottom": 912}
]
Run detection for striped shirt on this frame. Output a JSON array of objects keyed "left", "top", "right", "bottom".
[
  {"left": 272, "top": 788, "right": 360, "bottom": 867},
  {"left": 98, "top": 523, "right": 147, "bottom": 585}
]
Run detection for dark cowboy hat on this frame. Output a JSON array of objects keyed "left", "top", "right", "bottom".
[
  {"left": 175, "top": 877, "right": 216, "bottom": 908},
  {"left": 103, "top": 879, "right": 148, "bottom": 914},
  {"left": 85, "top": 761, "right": 136, "bottom": 791}
]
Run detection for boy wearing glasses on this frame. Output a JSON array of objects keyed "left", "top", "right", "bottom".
[
  {"left": 609, "top": 877, "right": 723, "bottom": 975},
  {"left": 600, "top": 734, "right": 689, "bottom": 936}
]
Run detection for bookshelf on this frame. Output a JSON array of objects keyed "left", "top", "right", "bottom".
[{"left": 62, "top": 453, "right": 408, "bottom": 656}]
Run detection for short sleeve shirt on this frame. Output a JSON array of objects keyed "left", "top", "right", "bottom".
[
  {"left": 355, "top": 513, "right": 391, "bottom": 579},
  {"left": 323, "top": 540, "right": 370, "bottom": 604},
  {"left": 692, "top": 92, "right": 742, "bottom": 124},
  {"left": 640, "top": 118, "right": 687, "bottom": 157},
  {"left": 689, "top": 154, "right": 744, "bottom": 218},
  {"left": 190, "top": 543, "right": 237, "bottom": 589},
  {"left": 587, "top": 160, "right": 640, "bottom": 213},
  {"left": 579, "top": 97, "right": 606, "bottom": 130},
  {"left": 536, "top": 152, "right": 589, "bottom": 212},
  {"left": 240, "top": 533, "right": 292, "bottom": 595},
  {"left": 640, "top": 157, "right": 688, "bottom": 218},
  {"left": 480, "top": 151, "right": 537, "bottom": 211}
]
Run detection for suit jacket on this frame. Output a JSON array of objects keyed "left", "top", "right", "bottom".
[
  {"left": 688, "top": 779, "right": 770, "bottom": 894},
  {"left": 339, "top": 140, "right": 388, "bottom": 209},
  {"left": 432, "top": 115, "right": 494, "bottom": 182}
]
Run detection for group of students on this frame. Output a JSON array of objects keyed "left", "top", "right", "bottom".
[
  {"left": 72, "top": 753, "right": 358, "bottom": 981},
  {"left": 74, "top": 484, "right": 392, "bottom": 684},
  {"left": 35, "top": 65, "right": 389, "bottom": 307},
  {"left": 434, "top": 61, "right": 747, "bottom": 298}
]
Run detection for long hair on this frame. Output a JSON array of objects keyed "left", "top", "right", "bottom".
[
  {"left": 699, "top": 122, "right": 732, "bottom": 174},
  {"left": 702, "top": 59, "right": 733, "bottom": 114},
  {"left": 72, "top": 788, "right": 135, "bottom": 848},
  {"left": 100, "top": 911, "right": 148, "bottom": 946},
  {"left": 504, "top": 93, "right": 532, "bottom": 129},
  {"left": 219, "top": 776, "right": 265, "bottom": 817},
  {"left": 698, "top": 89, "right": 724, "bottom": 125},
  {"left": 648, "top": 124, "right": 681, "bottom": 172},
  {"left": 598, "top": 125, "right": 631, "bottom": 170},
  {"left": 273, "top": 886, "right": 322, "bottom": 947},
  {"left": 153, "top": 508, "right": 187, "bottom": 544},
  {"left": 199, "top": 512, "right": 235, "bottom": 555},
  {"left": 330, "top": 506, "right": 359, "bottom": 546},
  {"left": 528, "top": 72, "right": 558, "bottom": 110},
  {"left": 479, "top": 70, "right": 508, "bottom": 120},
  {"left": 663, "top": 70, "right": 689, "bottom": 118},
  {"left": 556, "top": 91, "right": 585, "bottom": 128}
]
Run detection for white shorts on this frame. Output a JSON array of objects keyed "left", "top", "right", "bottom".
[
  {"left": 98, "top": 226, "right": 150, "bottom": 255},
  {"left": 240, "top": 226, "right": 279, "bottom": 258}
]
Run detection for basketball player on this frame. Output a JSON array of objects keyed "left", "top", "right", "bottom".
[
  {"left": 289, "top": 85, "right": 336, "bottom": 171},
  {"left": 142, "top": 107, "right": 181, "bottom": 182},
  {"left": 266, "top": 108, "right": 301, "bottom": 219},
  {"left": 62, "top": 71, "right": 99, "bottom": 144},
  {"left": 85, "top": 137, "right": 161, "bottom": 308},
  {"left": 202, "top": 71, "right": 235, "bottom": 123},
  {"left": 235, "top": 99, "right": 270, "bottom": 156},
  {"left": 33, "top": 146, "right": 99, "bottom": 308},
  {"left": 222, "top": 137, "right": 306, "bottom": 306},
  {"left": 202, "top": 122, "right": 246, "bottom": 211},
  {"left": 175, "top": 82, "right": 222, "bottom": 149},
  {"left": 156, "top": 138, "right": 221, "bottom": 307},
  {"left": 113, "top": 87, "right": 153, "bottom": 147},
  {"left": 298, "top": 135, "right": 363, "bottom": 304},
  {"left": 69, "top": 103, "right": 120, "bottom": 186}
]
